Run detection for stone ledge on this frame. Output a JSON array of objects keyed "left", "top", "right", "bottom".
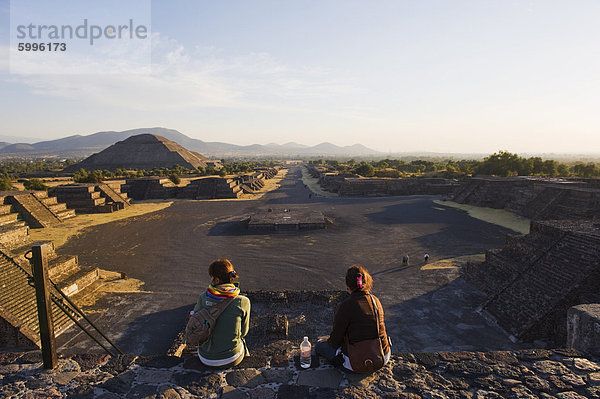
[{"left": 1, "top": 346, "right": 600, "bottom": 398}]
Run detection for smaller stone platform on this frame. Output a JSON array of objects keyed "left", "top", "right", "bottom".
[{"left": 247, "top": 209, "right": 328, "bottom": 231}]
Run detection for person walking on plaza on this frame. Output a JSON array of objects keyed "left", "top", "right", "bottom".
[
  {"left": 193, "top": 259, "right": 250, "bottom": 368},
  {"left": 424, "top": 253, "right": 429, "bottom": 263},
  {"left": 316, "top": 265, "right": 391, "bottom": 373}
]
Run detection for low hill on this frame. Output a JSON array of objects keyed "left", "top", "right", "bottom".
[{"left": 0, "top": 127, "right": 380, "bottom": 158}]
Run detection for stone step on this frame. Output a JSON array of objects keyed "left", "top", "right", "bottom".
[
  {"left": 48, "top": 203, "right": 67, "bottom": 213},
  {"left": 63, "top": 198, "right": 106, "bottom": 208},
  {"left": 48, "top": 255, "right": 79, "bottom": 282},
  {"left": 0, "top": 212, "right": 19, "bottom": 226},
  {"left": 57, "top": 209, "right": 77, "bottom": 220},
  {"left": 0, "top": 204, "right": 12, "bottom": 215},
  {"left": 55, "top": 190, "right": 102, "bottom": 200},
  {"left": 57, "top": 267, "right": 100, "bottom": 297},
  {"left": 0, "top": 224, "right": 29, "bottom": 249},
  {"left": 40, "top": 196, "right": 58, "bottom": 206},
  {"left": 32, "top": 191, "right": 48, "bottom": 199},
  {"left": 53, "top": 185, "right": 96, "bottom": 194}
]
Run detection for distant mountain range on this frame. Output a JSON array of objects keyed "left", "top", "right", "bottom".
[{"left": 0, "top": 128, "right": 380, "bottom": 158}]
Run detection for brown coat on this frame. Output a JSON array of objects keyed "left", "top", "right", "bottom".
[{"left": 328, "top": 291, "right": 390, "bottom": 355}]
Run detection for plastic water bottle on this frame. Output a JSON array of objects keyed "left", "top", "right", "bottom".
[{"left": 300, "top": 336, "right": 311, "bottom": 368}]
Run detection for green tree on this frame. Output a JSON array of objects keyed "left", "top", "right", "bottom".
[
  {"left": 557, "top": 164, "right": 569, "bottom": 176},
  {"left": 353, "top": 162, "right": 375, "bottom": 177},
  {"left": 542, "top": 160, "right": 558, "bottom": 177}
]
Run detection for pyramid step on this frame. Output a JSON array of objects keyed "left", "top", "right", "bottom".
[
  {"left": 32, "top": 191, "right": 48, "bottom": 199},
  {"left": 57, "top": 209, "right": 76, "bottom": 220},
  {"left": 54, "top": 185, "right": 96, "bottom": 194},
  {"left": 57, "top": 267, "right": 99, "bottom": 297},
  {"left": 48, "top": 203, "right": 67, "bottom": 213},
  {"left": 0, "top": 212, "right": 19, "bottom": 226},
  {"left": 0, "top": 204, "right": 13, "bottom": 215},
  {"left": 48, "top": 255, "right": 79, "bottom": 282},
  {"left": 64, "top": 198, "right": 106, "bottom": 208},
  {"left": 0, "top": 224, "right": 29, "bottom": 248},
  {"left": 40, "top": 196, "right": 58, "bottom": 206}
]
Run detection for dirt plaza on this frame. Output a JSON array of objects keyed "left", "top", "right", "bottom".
[{"left": 55, "top": 167, "right": 524, "bottom": 355}]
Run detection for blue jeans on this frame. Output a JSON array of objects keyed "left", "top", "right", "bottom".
[{"left": 315, "top": 341, "right": 345, "bottom": 368}]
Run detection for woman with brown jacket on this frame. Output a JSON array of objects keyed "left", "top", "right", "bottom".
[{"left": 316, "top": 265, "right": 391, "bottom": 372}]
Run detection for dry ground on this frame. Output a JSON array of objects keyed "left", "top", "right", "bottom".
[{"left": 54, "top": 167, "right": 525, "bottom": 355}]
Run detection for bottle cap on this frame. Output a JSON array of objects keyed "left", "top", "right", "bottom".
[{"left": 303, "top": 336, "right": 308, "bottom": 340}]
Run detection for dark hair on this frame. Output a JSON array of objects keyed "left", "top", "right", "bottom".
[
  {"left": 208, "top": 258, "right": 238, "bottom": 283},
  {"left": 345, "top": 265, "right": 373, "bottom": 292}
]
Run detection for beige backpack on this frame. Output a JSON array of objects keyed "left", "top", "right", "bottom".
[{"left": 185, "top": 297, "right": 235, "bottom": 347}]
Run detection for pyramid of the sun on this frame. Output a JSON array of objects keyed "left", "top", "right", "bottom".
[{"left": 65, "top": 134, "right": 210, "bottom": 171}]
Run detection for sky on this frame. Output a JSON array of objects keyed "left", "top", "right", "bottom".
[{"left": 0, "top": 0, "right": 599, "bottom": 154}]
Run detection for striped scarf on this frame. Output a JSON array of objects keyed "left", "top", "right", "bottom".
[{"left": 206, "top": 283, "right": 240, "bottom": 300}]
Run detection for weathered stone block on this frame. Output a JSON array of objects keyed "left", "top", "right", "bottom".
[{"left": 567, "top": 304, "right": 600, "bottom": 356}]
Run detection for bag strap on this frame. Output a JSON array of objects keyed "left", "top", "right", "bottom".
[
  {"left": 211, "top": 296, "right": 236, "bottom": 319},
  {"left": 367, "top": 294, "right": 381, "bottom": 345}
]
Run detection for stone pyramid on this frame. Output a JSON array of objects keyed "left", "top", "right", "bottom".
[{"left": 65, "top": 134, "right": 210, "bottom": 171}]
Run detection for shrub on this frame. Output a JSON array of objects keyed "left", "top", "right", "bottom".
[
  {"left": 168, "top": 173, "right": 181, "bottom": 185},
  {"left": 0, "top": 177, "right": 13, "bottom": 191},
  {"left": 353, "top": 162, "right": 375, "bottom": 177},
  {"left": 73, "top": 169, "right": 104, "bottom": 183},
  {"left": 23, "top": 178, "right": 48, "bottom": 191}
]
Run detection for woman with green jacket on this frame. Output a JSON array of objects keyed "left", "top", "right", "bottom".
[{"left": 193, "top": 259, "right": 251, "bottom": 368}]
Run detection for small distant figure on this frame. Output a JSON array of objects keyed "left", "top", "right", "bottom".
[
  {"left": 424, "top": 254, "right": 429, "bottom": 263},
  {"left": 309, "top": 193, "right": 312, "bottom": 199},
  {"left": 402, "top": 255, "right": 409, "bottom": 265}
]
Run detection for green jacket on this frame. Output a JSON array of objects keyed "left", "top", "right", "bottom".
[{"left": 194, "top": 293, "right": 250, "bottom": 360}]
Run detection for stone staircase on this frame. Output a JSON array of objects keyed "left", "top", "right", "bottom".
[
  {"left": 52, "top": 184, "right": 130, "bottom": 213},
  {"left": 0, "top": 201, "right": 29, "bottom": 248},
  {"left": 469, "top": 220, "right": 600, "bottom": 343},
  {"left": 521, "top": 187, "right": 566, "bottom": 220},
  {"left": 0, "top": 191, "right": 75, "bottom": 230},
  {"left": 451, "top": 179, "right": 482, "bottom": 203},
  {"left": 96, "top": 183, "right": 131, "bottom": 210},
  {"left": 0, "top": 250, "right": 76, "bottom": 347},
  {"left": 0, "top": 215, "right": 100, "bottom": 348},
  {"left": 33, "top": 191, "right": 77, "bottom": 221}
]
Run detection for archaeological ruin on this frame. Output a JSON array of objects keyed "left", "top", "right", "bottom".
[
  {"left": 451, "top": 176, "right": 600, "bottom": 220},
  {"left": 63, "top": 134, "right": 212, "bottom": 172},
  {"left": 307, "top": 164, "right": 458, "bottom": 197},
  {"left": 2, "top": 161, "right": 600, "bottom": 398},
  {"left": 247, "top": 208, "right": 328, "bottom": 231}
]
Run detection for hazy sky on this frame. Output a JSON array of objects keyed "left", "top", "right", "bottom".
[{"left": 1, "top": 0, "right": 599, "bottom": 153}]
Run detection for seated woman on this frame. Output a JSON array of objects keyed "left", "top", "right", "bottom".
[
  {"left": 194, "top": 259, "right": 250, "bottom": 368},
  {"left": 316, "top": 265, "right": 391, "bottom": 372}
]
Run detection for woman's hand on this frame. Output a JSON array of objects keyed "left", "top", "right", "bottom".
[{"left": 318, "top": 335, "right": 329, "bottom": 342}]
